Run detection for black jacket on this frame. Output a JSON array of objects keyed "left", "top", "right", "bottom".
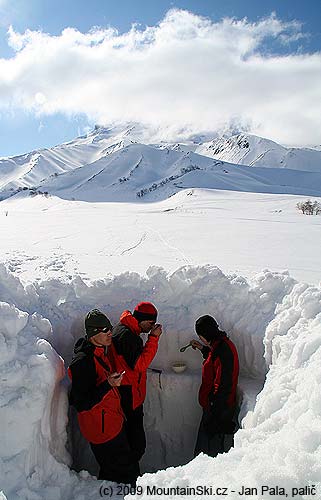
[{"left": 68, "top": 338, "right": 112, "bottom": 412}]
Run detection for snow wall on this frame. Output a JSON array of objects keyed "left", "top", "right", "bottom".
[{"left": 1, "top": 264, "right": 321, "bottom": 499}]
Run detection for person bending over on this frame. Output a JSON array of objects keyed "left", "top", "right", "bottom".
[{"left": 108, "top": 302, "right": 162, "bottom": 471}]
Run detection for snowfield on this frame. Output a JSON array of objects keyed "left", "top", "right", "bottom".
[
  {"left": 1, "top": 189, "right": 321, "bottom": 284},
  {"left": 1, "top": 126, "right": 321, "bottom": 499}
]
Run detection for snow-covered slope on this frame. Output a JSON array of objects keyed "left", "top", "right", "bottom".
[
  {"left": 195, "top": 133, "right": 321, "bottom": 172},
  {"left": 1, "top": 127, "right": 321, "bottom": 203},
  {"left": 0, "top": 124, "right": 141, "bottom": 200},
  {"left": 39, "top": 142, "right": 321, "bottom": 201}
]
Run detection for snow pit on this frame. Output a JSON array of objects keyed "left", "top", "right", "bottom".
[{"left": 1, "top": 263, "right": 321, "bottom": 499}]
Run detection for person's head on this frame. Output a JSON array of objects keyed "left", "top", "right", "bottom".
[
  {"left": 133, "top": 302, "right": 158, "bottom": 333},
  {"left": 85, "top": 309, "right": 113, "bottom": 347},
  {"left": 195, "top": 315, "right": 220, "bottom": 346}
]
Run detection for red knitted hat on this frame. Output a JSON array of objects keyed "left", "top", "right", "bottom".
[{"left": 133, "top": 302, "right": 158, "bottom": 322}]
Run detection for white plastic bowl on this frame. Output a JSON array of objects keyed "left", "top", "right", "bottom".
[{"left": 171, "top": 362, "right": 187, "bottom": 373}]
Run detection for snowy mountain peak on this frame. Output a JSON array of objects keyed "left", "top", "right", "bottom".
[
  {"left": 1, "top": 125, "right": 321, "bottom": 203},
  {"left": 85, "top": 122, "right": 147, "bottom": 143},
  {"left": 195, "top": 133, "right": 321, "bottom": 172}
]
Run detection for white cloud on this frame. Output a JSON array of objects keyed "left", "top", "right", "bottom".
[{"left": 0, "top": 10, "right": 320, "bottom": 146}]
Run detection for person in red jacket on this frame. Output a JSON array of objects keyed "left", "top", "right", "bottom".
[
  {"left": 108, "top": 302, "right": 162, "bottom": 472},
  {"left": 190, "top": 315, "right": 239, "bottom": 458},
  {"left": 68, "top": 309, "right": 138, "bottom": 485}
]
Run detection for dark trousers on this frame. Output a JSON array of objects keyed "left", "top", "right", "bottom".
[
  {"left": 90, "top": 427, "right": 139, "bottom": 485},
  {"left": 194, "top": 410, "right": 234, "bottom": 458},
  {"left": 124, "top": 404, "right": 146, "bottom": 465}
]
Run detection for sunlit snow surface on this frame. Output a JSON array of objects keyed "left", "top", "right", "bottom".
[
  {"left": 0, "top": 187, "right": 321, "bottom": 499},
  {"left": 1, "top": 189, "right": 321, "bottom": 285}
]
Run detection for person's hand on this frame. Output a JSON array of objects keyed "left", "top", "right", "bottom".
[
  {"left": 107, "top": 372, "right": 124, "bottom": 387},
  {"left": 190, "top": 340, "right": 203, "bottom": 350},
  {"left": 149, "top": 323, "right": 162, "bottom": 338}
]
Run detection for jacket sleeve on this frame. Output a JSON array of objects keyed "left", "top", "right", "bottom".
[
  {"left": 209, "top": 344, "right": 234, "bottom": 414},
  {"left": 69, "top": 356, "right": 112, "bottom": 412},
  {"left": 117, "top": 330, "right": 159, "bottom": 371},
  {"left": 198, "top": 352, "right": 214, "bottom": 408},
  {"left": 133, "top": 335, "right": 159, "bottom": 372},
  {"left": 201, "top": 345, "right": 211, "bottom": 359}
]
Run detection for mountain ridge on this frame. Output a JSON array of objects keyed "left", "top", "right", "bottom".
[{"left": 1, "top": 125, "right": 321, "bottom": 202}]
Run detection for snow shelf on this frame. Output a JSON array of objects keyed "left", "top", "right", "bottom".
[{"left": 1, "top": 263, "right": 321, "bottom": 500}]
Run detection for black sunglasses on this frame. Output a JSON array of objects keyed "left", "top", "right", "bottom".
[{"left": 92, "top": 326, "right": 113, "bottom": 333}]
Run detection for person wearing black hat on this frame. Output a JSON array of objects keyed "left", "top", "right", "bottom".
[
  {"left": 189, "top": 315, "right": 239, "bottom": 458},
  {"left": 68, "top": 309, "right": 138, "bottom": 485},
  {"left": 108, "top": 302, "right": 162, "bottom": 472}
]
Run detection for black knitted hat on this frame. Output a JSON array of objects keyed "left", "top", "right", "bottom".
[
  {"left": 195, "top": 315, "right": 220, "bottom": 341},
  {"left": 85, "top": 309, "right": 112, "bottom": 339}
]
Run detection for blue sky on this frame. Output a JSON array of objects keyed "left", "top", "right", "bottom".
[{"left": 0, "top": 0, "right": 320, "bottom": 156}]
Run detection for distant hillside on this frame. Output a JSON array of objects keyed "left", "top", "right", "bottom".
[
  {"left": 194, "top": 134, "right": 321, "bottom": 172},
  {"left": 1, "top": 126, "right": 321, "bottom": 202}
]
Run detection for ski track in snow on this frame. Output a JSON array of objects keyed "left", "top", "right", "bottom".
[
  {"left": 120, "top": 232, "right": 147, "bottom": 255},
  {"left": 144, "top": 224, "right": 192, "bottom": 266}
]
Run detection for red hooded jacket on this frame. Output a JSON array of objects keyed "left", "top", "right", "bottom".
[{"left": 108, "top": 310, "right": 159, "bottom": 411}]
